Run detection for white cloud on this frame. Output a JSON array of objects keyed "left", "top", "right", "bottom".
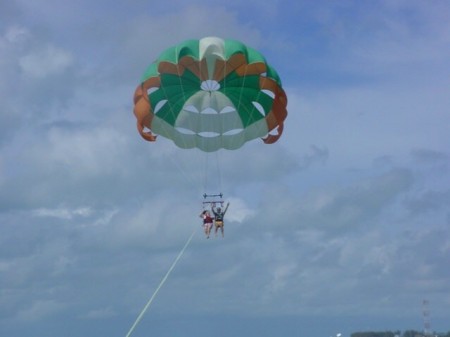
[
  {"left": 33, "top": 206, "right": 92, "bottom": 220},
  {"left": 16, "top": 299, "right": 64, "bottom": 322},
  {"left": 82, "top": 306, "right": 117, "bottom": 319},
  {"left": 265, "top": 262, "right": 297, "bottom": 293},
  {"left": 19, "top": 45, "right": 73, "bottom": 78},
  {"left": 4, "top": 25, "right": 30, "bottom": 44},
  {"left": 0, "top": 260, "right": 12, "bottom": 272},
  {"left": 224, "top": 197, "right": 255, "bottom": 223}
]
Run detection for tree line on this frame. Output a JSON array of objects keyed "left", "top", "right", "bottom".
[{"left": 351, "top": 331, "right": 450, "bottom": 337}]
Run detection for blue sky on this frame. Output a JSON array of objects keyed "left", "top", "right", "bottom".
[{"left": 1, "top": 1, "right": 450, "bottom": 337}]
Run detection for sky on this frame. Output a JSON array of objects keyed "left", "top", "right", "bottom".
[{"left": 1, "top": 1, "right": 450, "bottom": 337}]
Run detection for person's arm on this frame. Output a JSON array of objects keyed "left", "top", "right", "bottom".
[{"left": 223, "top": 202, "right": 230, "bottom": 214}]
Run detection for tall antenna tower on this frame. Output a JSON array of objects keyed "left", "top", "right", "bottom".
[{"left": 422, "top": 299, "right": 432, "bottom": 336}]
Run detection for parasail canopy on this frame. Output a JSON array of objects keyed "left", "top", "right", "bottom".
[{"left": 133, "top": 36, "right": 287, "bottom": 152}]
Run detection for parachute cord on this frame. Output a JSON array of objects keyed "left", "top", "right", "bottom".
[
  {"left": 202, "top": 151, "right": 210, "bottom": 195},
  {"left": 124, "top": 226, "right": 198, "bottom": 337},
  {"left": 202, "top": 151, "right": 223, "bottom": 198},
  {"left": 216, "top": 150, "right": 223, "bottom": 196}
]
